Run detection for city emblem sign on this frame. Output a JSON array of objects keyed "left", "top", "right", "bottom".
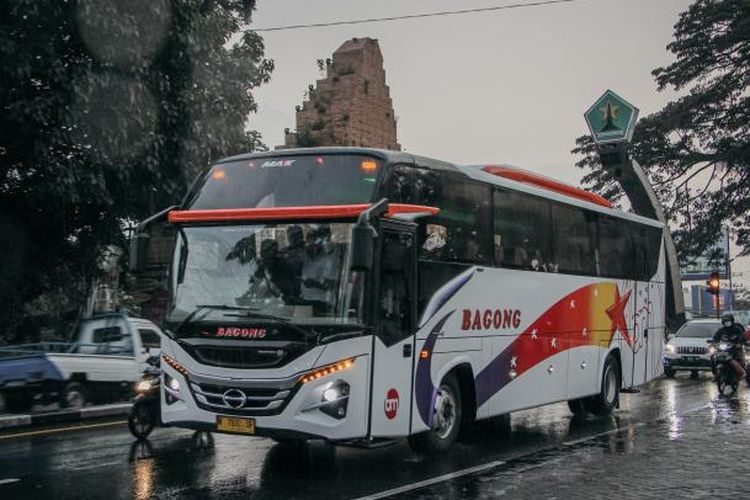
[{"left": 584, "top": 90, "right": 639, "bottom": 144}]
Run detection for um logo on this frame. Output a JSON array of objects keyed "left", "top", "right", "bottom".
[{"left": 384, "top": 388, "right": 399, "bottom": 420}]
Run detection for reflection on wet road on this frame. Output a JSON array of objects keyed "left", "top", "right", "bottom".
[{"left": 0, "top": 374, "right": 745, "bottom": 499}]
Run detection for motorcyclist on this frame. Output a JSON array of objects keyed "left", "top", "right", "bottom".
[{"left": 711, "top": 313, "right": 748, "bottom": 385}]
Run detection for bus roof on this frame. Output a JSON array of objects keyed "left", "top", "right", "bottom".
[
  {"left": 212, "top": 147, "right": 663, "bottom": 229},
  {"left": 216, "top": 146, "right": 415, "bottom": 165}
]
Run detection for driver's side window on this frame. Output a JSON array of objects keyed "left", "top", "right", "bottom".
[{"left": 378, "top": 231, "right": 414, "bottom": 347}]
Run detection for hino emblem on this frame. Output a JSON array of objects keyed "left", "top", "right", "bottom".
[{"left": 222, "top": 388, "right": 247, "bottom": 409}]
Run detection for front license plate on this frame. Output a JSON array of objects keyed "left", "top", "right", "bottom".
[
  {"left": 216, "top": 416, "right": 255, "bottom": 434},
  {"left": 684, "top": 356, "right": 701, "bottom": 362}
]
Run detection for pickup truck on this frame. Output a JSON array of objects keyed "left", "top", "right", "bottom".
[{"left": 0, "top": 313, "right": 163, "bottom": 413}]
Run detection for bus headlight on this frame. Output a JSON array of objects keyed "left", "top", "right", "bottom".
[
  {"left": 320, "top": 381, "right": 350, "bottom": 420},
  {"left": 164, "top": 373, "right": 182, "bottom": 405}
]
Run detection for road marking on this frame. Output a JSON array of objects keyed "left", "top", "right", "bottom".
[
  {"left": 562, "top": 422, "right": 648, "bottom": 446},
  {"left": 0, "top": 420, "right": 126, "bottom": 441},
  {"left": 0, "top": 478, "right": 20, "bottom": 486},
  {"left": 355, "top": 460, "right": 506, "bottom": 500},
  {"left": 361, "top": 400, "right": 718, "bottom": 499}
]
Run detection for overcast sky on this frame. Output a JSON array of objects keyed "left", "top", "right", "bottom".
[
  {"left": 250, "top": 0, "right": 690, "bottom": 186},
  {"left": 248, "top": 0, "right": 749, "bottom": 291}
]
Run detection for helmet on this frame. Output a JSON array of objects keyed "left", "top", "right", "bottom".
[{"left": 721, "top": 313, "right": 735, "bottom": 324}]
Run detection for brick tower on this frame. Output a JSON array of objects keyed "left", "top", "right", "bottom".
[{"left": 283, "top": 38, "right": 400, "bottom": 150}]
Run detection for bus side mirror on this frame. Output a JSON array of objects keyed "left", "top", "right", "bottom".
[
  {"left": 129, "top": 232, "right": 150, "bottom": 273},
  {"left": 128, "top": 205, "right": 178, "bottom": 274},
  {"left": 351, "top": 224, "right": 375, "bottom": 272}
]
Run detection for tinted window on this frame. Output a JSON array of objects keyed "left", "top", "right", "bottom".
[
  {"left": 382, "top": 164, "right": 440, "bottom": 207},
  {"left": 632, "top": 223, "right": 662, "bottom": 281},
  {"left": 138, "top": 329, "right": 161, "bottom": 349},
  {"left": 383, "top": 166, "right": 491, "bottom": 264},
  {"left": 493, "top": 190, "right": 552, "bottom": 271},
  {"left": 189, "top": 155, "right": 380, "bottom": 209},
  {"left": 598, "top": 214, "right": 634, "bottom": 278},
  {"left": 550, "top": 204, "right": 596, "bottom": 275},
  {"left": 378, "top": 231, "right": 414, "bottom": 346}
]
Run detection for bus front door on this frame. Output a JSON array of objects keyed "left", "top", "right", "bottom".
[{"left": 369, "top": 227, "right": 417, "bottom": 438}]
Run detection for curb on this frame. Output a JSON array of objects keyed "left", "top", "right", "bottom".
[{"left": 0, "top": 403, "right": 131, "bottom": 430}]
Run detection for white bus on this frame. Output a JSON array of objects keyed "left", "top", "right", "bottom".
[{"left": 135, "top": 147, "right": 665, "bottom": 453}]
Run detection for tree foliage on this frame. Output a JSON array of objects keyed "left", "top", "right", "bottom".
[
  {"left": 0, "top": 0, "right": 273, "bottom": 341},
  {"left": 574, "top": 0, "right": 750, "bottom": 260}
]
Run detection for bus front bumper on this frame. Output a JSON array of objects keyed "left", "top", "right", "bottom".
[{"left": 159, "top": 353, "right": 371, "bottom": 442}]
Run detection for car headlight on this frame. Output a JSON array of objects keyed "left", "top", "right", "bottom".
[
  {"left": 666, "top": 344, "right": 675, "bottom": 353},
  {"left": 719, "top": 343, "right": 729, "bottom": 351},
  {"left": 135, "top": 380, "right": 153, "bottom": 393},
  {"left": 709, "top": 346, "right": 716, "bottom": 355}
]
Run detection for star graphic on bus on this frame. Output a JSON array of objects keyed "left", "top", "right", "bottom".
[{"left": 606, "top": 287, "right": 633, "bottom": 346}]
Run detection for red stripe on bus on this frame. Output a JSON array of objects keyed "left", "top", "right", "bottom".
[
  {"left": 482, "top": 165, "right": 613, "bottom": 208},
  {"left": 167, "top": 204, "right": 440, "bottom": 223}
]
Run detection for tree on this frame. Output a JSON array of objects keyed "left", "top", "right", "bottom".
[
  {"left": 0, "top": 0, "right": 273, "bottom": 342},
  {"left": 573, "top": 0, "right": 750, "bottom": 261}
]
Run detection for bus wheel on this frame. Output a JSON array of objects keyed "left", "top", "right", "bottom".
[
  {"left": 567, "top": 398, "right": 588, "bottom": 417},
  {"left": 408, "top": 374, "right": 462, "bottom": 454},
  {"left": 583, "top": 355, "right": 619, "bottom": 417}
]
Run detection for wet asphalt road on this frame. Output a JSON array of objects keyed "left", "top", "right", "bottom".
[{"left": 0, "top": 374, "right": 747, "bottom": 499}]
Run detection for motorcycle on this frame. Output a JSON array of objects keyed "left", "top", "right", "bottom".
[
  {"left": 710, "top": 341, "right": 742, "bottom": 397},
  {"left": 128, "top": 355, "right": 162, "bottom": 439}
]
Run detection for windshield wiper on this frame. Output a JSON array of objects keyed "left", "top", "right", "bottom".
[
  {"left": 174, "top": 304, "right": 258, "bottom": 336},
  {"left": 224, "top": 310, "right": 316, "bottom": 342},
  {"left": 175, "top": 304, "right": 316, "bottom": 342}
]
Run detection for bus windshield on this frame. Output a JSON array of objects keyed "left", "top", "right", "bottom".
[
  {"left": 188, "top": 154, "right": 381, "bottom": 209},
  {"left": 166, "top": 223, "right": 365, "bottom": 332}
]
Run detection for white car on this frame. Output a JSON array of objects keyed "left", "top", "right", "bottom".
[
  {"left": 0, "top": 313, "right": 163, "bottom": 413},
  {"left": 663, "top": 319, "right": 721, "bottom": 378}
]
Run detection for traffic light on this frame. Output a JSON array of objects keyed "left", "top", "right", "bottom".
[{"left": 707, "top": 271, "right": 721, "bottom": 295}]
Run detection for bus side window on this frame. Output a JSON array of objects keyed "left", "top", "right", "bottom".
[
  {"left": 550, "top": 204, "right": 597, "bottom": 276},
  {"left": 493, "top": 189, "right": 552, "bottom": 271},
  {"left": 598, "top": 214, "right": 634, "bottom": 279}
]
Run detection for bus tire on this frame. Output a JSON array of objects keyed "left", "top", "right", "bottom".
[
  {"left": 408, "top": 374, "right": 462, "bottom": 454},
  {"left": 567, "top": 398, "right": 588, "bottom": 417},
  {"left": 60, "top": 382, "right": 86, "bottom": 410},
  {"left": 583, "top": 355, "right": 619, "bottom": 416}
]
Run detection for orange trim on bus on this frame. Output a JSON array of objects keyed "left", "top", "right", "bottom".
[
  {"left": 482, "top": 165, "right": 613, "bottom": 209},
  {"left": 167, "top": 203, "right": 440, "bottom": 223}
]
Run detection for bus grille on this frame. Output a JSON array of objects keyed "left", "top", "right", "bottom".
[
  {"left": 189, "top": 381, "right": 296, "bottom": 416},
  {"left": 187, "top": 345, "right": 289, "bottom": 369},
  {"left": 676, "top": 346, "right": 708, "bottom": 355}
]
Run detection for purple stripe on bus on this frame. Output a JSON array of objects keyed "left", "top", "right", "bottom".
[
  {"left": 419, "top": 270, "right": 474, "bottom": 327},
  {"left": 415, "top": 311, "right": 455, "bottom": 427},
  {"left": 474, "top": 347, "right": 514, "bottom": 408}
]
